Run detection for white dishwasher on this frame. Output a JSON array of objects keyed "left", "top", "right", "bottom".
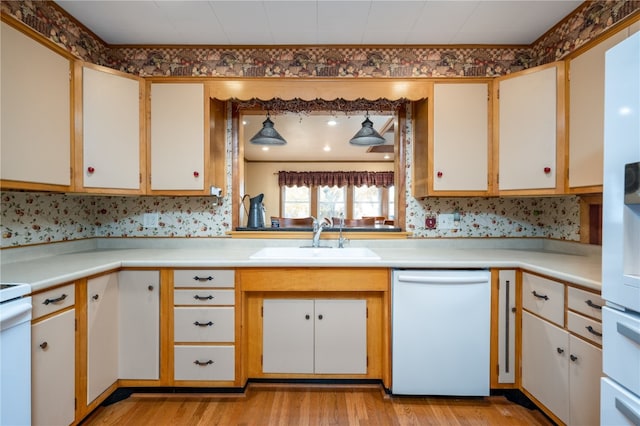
[{"left": 392, "top": 269, "right": 491, "bottom": 396}]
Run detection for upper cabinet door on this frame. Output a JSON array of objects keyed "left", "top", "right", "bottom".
[
  {"left": 1, "top": 22, "right": 72, "bottom": 190},
  {"left": 432, "top": 82, "right": 490, "bottom": 194},
  {"left": 149, "top": 83, "right": 207, "bottom": 192},
  {"left": 568, "top": 30, "right": 628, "bottom": 192},
  {"left": 78, "top": 64, "right": 144, "bottom": 193},
  {"left": 496, "top": 62, "right": 565, "bottom": 194}
]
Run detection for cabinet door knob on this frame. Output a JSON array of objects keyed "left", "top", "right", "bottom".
[
  {"left": 92, "top": 294, "right": 99, "bottom": 301},
  {"left": 318, "top": 314, "right": 323, "bottom": 320},
  {"left": 436, "top": 171, "right": 443, "bottom": 178},
  {"left": 193, "top": 171, "right": 200, "bottom": 178},
  {"left": 305, "top": 314, "right": 310, "bottom": 320},
  {"left": 87, "top": 166, "right": 95, "bottom": 174},
  {"left": 543, "top": 167, "right": 551, "bottom": 174},
  {"left": 570, "top": 354, "right": 578, "bottom": 362},
  {"left": 148, "top": 285, "right": 154, "bottom": 291},
  {"left": 556, "top": 347, "right": 564, "bottom": 354},
  {"left": 40, "top": 341, "right": 48, "bottom": 350}
]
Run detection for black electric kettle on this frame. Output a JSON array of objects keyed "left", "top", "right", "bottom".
[{"left": 247, "top": 193, "right": 265, "bottom": 228}]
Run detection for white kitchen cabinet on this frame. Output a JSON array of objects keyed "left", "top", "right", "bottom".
[
  {"left": 522, "top": 309, "right": 602, "bottom": 425},
  {"left": 87, "top": 273, "right": 119, "bottom": 403},
  {"left": 568, "top": 29, "right": 628, "bottom": 191},
  {"left": 118, "top": 270, "right": 160, "bottom": 380},
  {"left": 78, "top": 64, "right": 144, "bottom": 193},
  {"left": 496, "top": 62, "right": 565, "bottom": 194},
  {"left": 172, "top": 269, "right": 236, "bottom": 383},
  {"left": 1, "top": 22, "right": 72, "bottom": 190},
  {"left": 149, "top": 83, "right": 207, "bottom": 192},
  {"left": 521, "top": 310, "right": 570, "bottom": 423},
  {"left": 431, "top": 82, "right": 490, "bottom": 194},
  {"left": 31, "top": 309, "right": 75, "bottom": 426},
  {"left": 262, "top": 299, "right": 367, "bottom": 374}
]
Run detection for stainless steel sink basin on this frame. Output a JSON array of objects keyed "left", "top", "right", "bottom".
[{"left": 249, "top": 246, "right": 380, "bottom": 260}]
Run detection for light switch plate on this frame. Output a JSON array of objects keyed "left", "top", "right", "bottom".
[
  {"left": 438, "top": 213, "right": 454, "bottom": 230},
  {"left": 143, "top": 212, "right": 159, "bottom": 228}
]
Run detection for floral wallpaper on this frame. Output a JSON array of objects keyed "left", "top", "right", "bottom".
[
  {"left": 1, "top": 1, "right": 638, "bottom": 78},
  {"left": 0, "top": 190, "right": 580, "bottom": 248}
]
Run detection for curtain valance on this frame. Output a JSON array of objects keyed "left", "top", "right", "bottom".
[{"left": 278, "top": 171, "right": 394, "bottom": 188}]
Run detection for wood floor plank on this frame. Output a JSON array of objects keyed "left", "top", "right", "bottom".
[{"left": 81, "top": 384, "right": 552, "bottom": 426}]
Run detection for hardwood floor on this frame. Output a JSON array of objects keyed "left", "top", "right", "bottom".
[{"left": 81, "top": 383, "right": 553, "bottom": 426}]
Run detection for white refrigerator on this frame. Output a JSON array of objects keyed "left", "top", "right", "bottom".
[{"left": 601, "top": 31, "right": 640, "bottom": 425}]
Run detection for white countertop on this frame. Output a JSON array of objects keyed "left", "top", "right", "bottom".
[{"left": 0, "top": 238, "right": 602, "bottom": 293}]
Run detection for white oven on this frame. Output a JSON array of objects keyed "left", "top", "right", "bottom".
[{"left": 0, "top": 283, "right": 32, "bottom": 426}]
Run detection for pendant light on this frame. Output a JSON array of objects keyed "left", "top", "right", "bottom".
[
  {"left": 249, "top": 112, "right": 287, "bottom": 145},
  {"left": 349, "top": 113, "right": 386, "bottom": 146}
]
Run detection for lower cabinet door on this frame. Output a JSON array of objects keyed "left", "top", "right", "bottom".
[
  {"left": 32, "top": 309, "right": 75, "bottom": 426},
  {"left": 314, "top": 299, "right": 367, "bottom": 374},
  {"left": 87, "top": 273, "right": 119, "bottom": 404},
  {"left": 522, "top": 311, "right": 569, "bottom": 423},
  {"left": 263, "top": 299, "right": 314, "bottom": 373},
  {"left": 174, "top": 345, "right": 234, "bottom": 381},
  {"left": 569, "top": 335, "right": 602, "bottom": 426}
]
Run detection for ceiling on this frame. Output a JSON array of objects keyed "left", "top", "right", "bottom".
[
  {"left": 243, "top": 112, "right": 395, "bottom": 162},
  {"left": 53, "top": 1, "right": 583, "bottom": 162},
  {"left": 54, "top": 1, "right": 583, "bottom": 46}
]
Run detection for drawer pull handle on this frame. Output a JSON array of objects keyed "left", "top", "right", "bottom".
[
  {"left": 194, "top": 295, "right": 214, "bottom": 301},
  {"left": 43, "top": 294, "right": 67, "bottom": 305},
  {"left": 617, "top": 322, "right": 640, "bottom": 345},
  {"left": 193, "top": 276, "right": 214, "bottom": 282},
  {"left": 40, "top": 341, "right": 48, "bottom": 350},
  {"left": 194, "top": 360, "right": 214, "bottom": 366},
  {"left": 570, "top": 354, "right": 578, "bottom": 362},
  {"left": 532, "top": 290, "right": 549, "bottom": 301},
  {"left": 586, "top": 325, "right": 602, "bottom": 337},
  {"left": 194, "top": 321, "right": 213, "bottom": 327},
  {"left": 616, "top": 397, "right": 640, "bottom": 426},
  {"left": 585, "top": 300, "right": 602, "bottom": 310}
]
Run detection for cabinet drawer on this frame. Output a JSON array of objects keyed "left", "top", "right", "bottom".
[
  {"left": 32, "top": 284, "right": 75, "bottom": 320},
  {"left": 568, "top": 286, "right": 604, "bottom": 320},
  {"left": 174, "top": 345, "right": 234, "bottom": 381},
  {"left": 174, "top": 269, "right": 234, "bottom": 288},
  {"left": 603, "top": 306, "right": 640, "bottom": 396},
  {"left": 174, "top": 307, "right": 234, "bottom": 342},
  {"left": 568, "top": 311, "right": 602, "bottom": 345},
  {"left": 522, "top": 273, "right": 565, "bottom": 326},
  {"left": 174, "top": 289, "right": 235, "bottom": 306}
]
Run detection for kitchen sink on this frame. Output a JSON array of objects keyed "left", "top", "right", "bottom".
[{"left": 249, "top": 246, "right": 381, "bottom": 260}]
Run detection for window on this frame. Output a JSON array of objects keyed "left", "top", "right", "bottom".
[
  {"left": 318, "top": 186, "right": 346, "bottom": 219},
  {"left": 282, "top": 184, "right": 394, "bottom": 220},
  {"left": 282, "top": 186, "right": 311, "bottom": 218},
  {"left": 353, "top": 185, "right": 382, "bottom": 218}
]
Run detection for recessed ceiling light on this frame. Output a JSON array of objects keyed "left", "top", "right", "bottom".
[
  {"left": 323, "top": 146, "right": 331, "bottom": 152},
  {"left": 261, "top": 147, "right": 269, "bottom": 151},
  {"left": 384, "top": 154, "right": 390, "bottom": 159},
  {"left": 327, "top": 120, "right": 337, "bottom": 126},
  {"left": 242, "top": 120, "right": 247, "bottom": 125}
]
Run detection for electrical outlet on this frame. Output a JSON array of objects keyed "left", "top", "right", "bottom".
[{"left": 143, "top": 212, "right": 159, "bottom": 228}]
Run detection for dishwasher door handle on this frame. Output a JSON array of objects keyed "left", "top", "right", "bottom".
[{"left": 395, "top": 275, "right": 489, "bottom": 285}]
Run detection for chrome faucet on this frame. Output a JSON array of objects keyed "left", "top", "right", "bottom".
[
  {"left": 311, "top": 216, "right": 329, "bottom": 248},
  {"left": 337, "top": 213, "right": 348, "bottom": 248}
]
